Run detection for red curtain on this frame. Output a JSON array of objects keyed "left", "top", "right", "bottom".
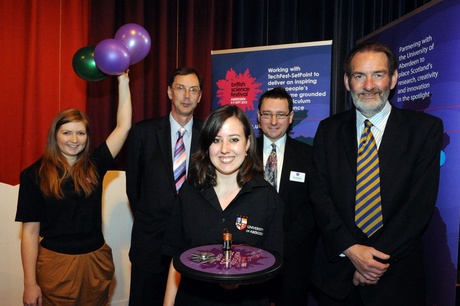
[
  {"left": 0, "top": 0, "right": 232, "bottom": 184},
  {"left": 0, "top": 0, "right": 89, "bottom": 185},
  {"left": 86, "top": 0, "right": 234, "bottom": 157}
]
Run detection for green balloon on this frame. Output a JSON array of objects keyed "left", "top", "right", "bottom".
[{"left": 72, "top": 46, "right": 108, "bottom": 82}]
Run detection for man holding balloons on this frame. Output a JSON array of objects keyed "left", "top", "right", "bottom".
[{"left": 125, "top": 67, "right": 204, "bottom": 305}]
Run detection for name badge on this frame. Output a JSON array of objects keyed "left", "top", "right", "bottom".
[{"left": 290, "top": 171, "right": 305, "bottom": 183}]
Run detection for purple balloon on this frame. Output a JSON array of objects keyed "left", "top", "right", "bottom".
[
  {"left": 94, "top": 39, "right": 131, "bottom": 75},
  {"left": 115, "top": 23, "right": 151, "bottom": 65}
]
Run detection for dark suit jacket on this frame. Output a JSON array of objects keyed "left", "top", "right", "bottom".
[
  {"left": 309, "top": 105, "right": 443, "bottom": 302},
  {"left": 257, "top": 136, "right": 317, "bottom": 288},
  {"left": 126, "top": 115, "right": 202, "bottom": 272}
]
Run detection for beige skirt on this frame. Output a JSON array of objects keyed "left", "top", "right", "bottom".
[{"left": 36, "top": 242, "right": 115, "bottom": 306}]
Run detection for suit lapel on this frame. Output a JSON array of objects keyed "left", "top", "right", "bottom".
[
  {"left": 256, "top": 137, "right": 264, "bottom": 160},
  {"left": 279, "top": 138, "right": 295, "bottom": 195},
  {"left": 157, "top": 117, "right": 174, "bottom": 179},
  {"left": 342, "top": 112, "right": 358, "bottom": 175},
  {"left": 378, "top": 106, "right": 403, "bottom": 174},
  {"left": 190, "top": 120, "right": 202, "bottom": 156}
]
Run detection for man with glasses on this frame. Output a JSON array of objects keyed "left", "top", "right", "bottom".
[
  {"left": 126, "top": 67, "right": 204, "bottom": 305},
  {"left": 256, "top": 87, "right": 317, "bottom": 306}
]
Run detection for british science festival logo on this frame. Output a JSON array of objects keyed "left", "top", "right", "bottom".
[{"left": 216, "top": 68, "right": 262, "bottom": 111}]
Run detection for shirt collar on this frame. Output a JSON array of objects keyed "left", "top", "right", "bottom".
[
  {"left": 263, "top": 134, "right": 287, "bottom": 153},
  {"left": 356, "top": 101, "right": 391, "bottom": 132},
  {"left": 170, "top": 113, "right": 194, "bottom": 135}
]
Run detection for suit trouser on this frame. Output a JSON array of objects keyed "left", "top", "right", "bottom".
[
  {"left": 316, "top": 249, "right": 426, "bottom": 306},
  {"left": 273, "top": 252, "right": 312, "bottom": 306},
  {"left": 128, "top": 265, "right": 168, "bottom": 306},
  {"left": 37, "top": 243, "right": 114, "bottom": 306}
]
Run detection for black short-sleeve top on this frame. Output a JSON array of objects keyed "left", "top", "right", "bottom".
[{"left": 15, "top": 142, "right": 114, "bottom": 254}]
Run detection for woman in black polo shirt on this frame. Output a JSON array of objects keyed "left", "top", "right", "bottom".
[
  {"left": 16, "top": 72, "right": 131, "bottom": 306},
  {"left": 163, "top": 105, "right": 284, "bottom": 306}
]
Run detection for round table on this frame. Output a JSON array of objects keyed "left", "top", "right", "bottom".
[{"left": 173, "top": 244, "right": 282, "bottom": 284}]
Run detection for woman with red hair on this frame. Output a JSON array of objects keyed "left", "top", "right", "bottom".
[{"left": 16, "top": 71, "right": 131, "bottom": 306}]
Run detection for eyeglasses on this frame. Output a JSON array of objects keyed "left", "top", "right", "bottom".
[
  {"left": 172, "top": 85, "right": 202, "bottom": 97},
  {"left": 259, "top": 111, "right": 292, "bottom": 120}
]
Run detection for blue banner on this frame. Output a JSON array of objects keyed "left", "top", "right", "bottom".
[
  {"left": 361, "top": 0, "right": 460, "bottom": 304},
  {"left": 211, "top": 41, "right": 332, "bottom": 145}
]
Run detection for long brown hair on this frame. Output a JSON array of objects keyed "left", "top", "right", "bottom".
[
  {"left": 39, "top": 108, "right": 99, "bottom": 199},
  {"left": 188, "top": 105, "right": 263, "bottom": 190}
]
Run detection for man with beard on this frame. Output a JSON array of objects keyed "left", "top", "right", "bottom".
[{"left": 308, "top": 42, "right": 443, "bottom": 305}]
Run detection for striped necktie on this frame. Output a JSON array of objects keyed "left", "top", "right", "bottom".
[
  {"left": 355, "top": 120, "right": 383, "bottom": 237},
  {"left": 264, "top": 143, "right": 277, "bottom": 189},
  {"left": 173, "top": 127, "right": 186, "bottom": 192}
]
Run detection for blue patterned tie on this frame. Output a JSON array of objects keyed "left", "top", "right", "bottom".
[
  {"left": 264, "top": 143, "right": 277, "bottom": 189},
  {"left": 355, "top": 120, "right": 383, "bottom": 237},
  {"left": 173, "top": 128, "right": 186, "bottom": 192}
]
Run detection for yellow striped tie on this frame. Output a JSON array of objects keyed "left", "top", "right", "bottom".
[{"left": 355, "top": 120, "right": 383, "bottom": 237}]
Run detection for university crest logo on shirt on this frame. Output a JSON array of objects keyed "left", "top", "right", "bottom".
[{"left": 235, "top": 215, "right": 248, "bottom": 231}]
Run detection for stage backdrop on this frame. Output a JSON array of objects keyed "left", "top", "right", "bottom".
[
  {"left": 360, "top": 0, "right": 459, "bottom": 304},
  {"left": 211, "top": 41, "right": 332, "bottom": 145}
]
